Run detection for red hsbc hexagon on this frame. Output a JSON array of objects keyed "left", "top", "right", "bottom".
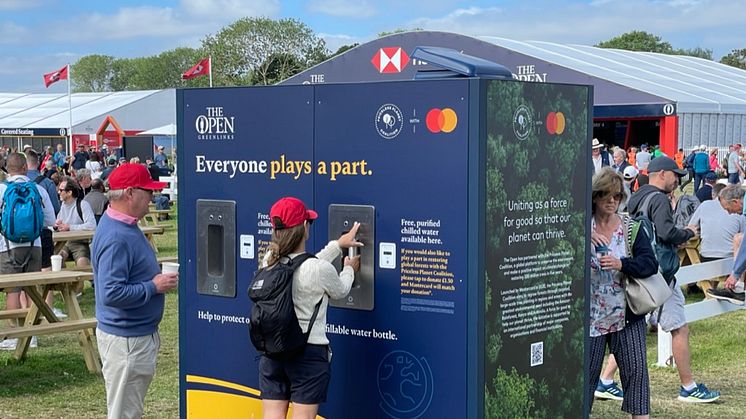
[{"left": 371, "top": 47, "right": 410, "bottom": 73}]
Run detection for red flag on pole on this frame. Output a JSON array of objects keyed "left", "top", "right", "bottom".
[
  {"left": 182, "top": 58, "right": 210, "bottom": 80},
  {"left": 43, "top": 65, "right": 68, "bottom": 88}
]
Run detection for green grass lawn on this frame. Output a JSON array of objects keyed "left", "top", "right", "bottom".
[
  {"left": 0, "top": 214, "right": 179, "bottom": 419},
  {"left": 2, "top": 210, "right": 745, "bottom": 418}
]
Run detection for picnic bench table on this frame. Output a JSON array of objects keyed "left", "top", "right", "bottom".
[
  {"left": 0, "top": 270, "right": 101, "bottom": 374},
  {"left": 71, "top": 255, "right": 178, "bottom": 273},
  {"left": 53, "top": 226, "right": 165, "bottom": 254},
  {"left": 677, "top": 236, "right": 724, "bottom": 294},
  {"left": 141, "top": 209, "right": 173, "bottom": 227}
]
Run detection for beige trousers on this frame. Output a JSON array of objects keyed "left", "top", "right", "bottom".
[{"left": 97, "top": 328, "right": 160, "bottom": 419}]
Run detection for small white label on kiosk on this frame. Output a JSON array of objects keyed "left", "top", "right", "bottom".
[
  {"left": 379, "top": 242, "right": 396, "bottom": 269},
  {"left": 240, "top": 234, "right": 254, "bottom": 259}
]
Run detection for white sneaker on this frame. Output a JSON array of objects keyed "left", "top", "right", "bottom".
[
  {"left": 29, "top": 336, "right": 38, "bottom": 348},
  {"left": 53, "top": 308, "right": 68, "bottom": 319},
  {"left": 0, "top": 338, "right": 18, "bottom": 350}
]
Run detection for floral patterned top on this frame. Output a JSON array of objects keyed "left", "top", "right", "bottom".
[{"left": 590, "top": 216, "right": 628, "bottom": 337}]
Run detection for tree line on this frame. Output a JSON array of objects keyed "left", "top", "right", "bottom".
[{"left": 71, "top": 21, "right": 746, "bottom": 92}]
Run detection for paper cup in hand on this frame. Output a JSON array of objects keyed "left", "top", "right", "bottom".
[
  {"left": 162, "top": 262, "right": 179, "bottom": 274},
  {"left": 51, "top": 255, "right": 63, "bottom": 272}
]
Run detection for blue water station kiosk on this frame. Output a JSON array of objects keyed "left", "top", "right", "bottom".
[{"left": 177, "top": 48, "right": 592, "bottom": 418}]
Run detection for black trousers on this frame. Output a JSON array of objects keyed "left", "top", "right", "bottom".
[{"left": 588, "top": 319, "right": 650, "bottom": 416}]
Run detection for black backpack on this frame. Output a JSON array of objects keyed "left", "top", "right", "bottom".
[
  {"left": 635, "top": 192, "right": 681, "bottom": 284},
  {"left": 248, "top": 253, "right": 321, "bottom": 360},
  {"left": 673, "top": 194, "right": 700, "bottom": 229}
]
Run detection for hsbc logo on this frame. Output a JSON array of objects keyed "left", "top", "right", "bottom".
[{"left": 371, "top": 47, "right": 410, "bottom": 73}]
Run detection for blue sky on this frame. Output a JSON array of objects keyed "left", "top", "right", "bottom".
[{"left": 2, "top": 0, "right": 745, "bottom": 93}]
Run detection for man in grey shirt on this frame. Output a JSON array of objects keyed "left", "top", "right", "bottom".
[
  {"left": 83, "top": 178, "right": 109, "bottom": 224},
  {"left": 636, "top": 144, "right": 652, "bottom": 170},
  {"left": 690, "top": 184, "right": 746, "bottom": 261},
  {"left": 727, "top": 143, "right": 742, "bottom": 184}
]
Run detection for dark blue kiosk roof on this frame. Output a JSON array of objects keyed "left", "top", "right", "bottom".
[{"left": 281, "top": 31, "right": 746, "bottom": 118}]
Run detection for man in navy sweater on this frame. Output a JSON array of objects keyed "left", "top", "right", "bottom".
[{"left": 92, "top": 163, "right": 177, "bottom": 418}]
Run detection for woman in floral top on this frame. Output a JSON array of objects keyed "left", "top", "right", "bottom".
[{"left": 589, "top": 167, "right": 658, "bottom": 418}]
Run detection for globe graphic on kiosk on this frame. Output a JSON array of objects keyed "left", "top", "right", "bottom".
[{"left": 377, "top": 350, "right": 433, "bottom": 419}]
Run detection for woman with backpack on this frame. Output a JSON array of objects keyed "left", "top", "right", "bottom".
[
  {"left": 589, "top": 167, "right": 658, "bottom": 419},
  {"left": 257, "top": 196, "right": 361, "bottom": 419}
]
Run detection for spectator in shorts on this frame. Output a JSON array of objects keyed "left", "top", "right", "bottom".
[
  {"left": 24, "top": 149, "right": 66, "bottom": 318},
  {"left": 0, "top": 153, "right": 56, "bottom": 350},
  {"left": 55, "top": 177, "right": 96, "bottom": 270},
  {"left": 626, "top": 156, "right": 720, "bottom": 403},
  {"left": 258, "top": 197, "right": 361, "bottom": 419}
]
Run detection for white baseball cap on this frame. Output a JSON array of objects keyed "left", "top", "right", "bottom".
[{"left": 623, "top": 166, "right": 639, "bottom": 180}]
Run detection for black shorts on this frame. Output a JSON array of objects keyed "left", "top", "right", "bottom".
[
  {"left": 40, "top": 228, "right": 53, "bottom": 269},
  {"left": 259, "top": 344, "right": 331, "bottom": 404}
]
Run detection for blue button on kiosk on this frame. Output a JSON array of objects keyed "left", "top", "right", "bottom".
[{"left": 178, "top": 48, "right": 592, "bottom": 419}]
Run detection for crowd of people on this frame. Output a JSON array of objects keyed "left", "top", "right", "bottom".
[
  {"left": 1, "top": 143, "right": 180, "bottom": 418},
  {"left": 0, "top": 143, "right": 173, "bottom": 350},
  {"left": 590, "top": 138, "right": 746, "bottom": 417},
  {"left": 594, "top": 140, "right": 746, "bottom": 195}
]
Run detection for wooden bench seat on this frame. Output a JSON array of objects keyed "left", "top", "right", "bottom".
[
  {"left": 141, "top": 209, "right": 174, "bottom": 226},
  {"left": 69, "top": 256, "right": 177, "bottom": 274},
  {"left": 0, "top": 318, "right": 97, "bottom": 340},
  {"left": 0, "top": 308, "right": 30, "bottom": 321}
]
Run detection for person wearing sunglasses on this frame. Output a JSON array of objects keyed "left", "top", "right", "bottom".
[
  {"left": 589, "top": 167, "right": 658, "bottom": 418},
  {"left": 54, "top": 176, "right": 96, "bottom": 272}
]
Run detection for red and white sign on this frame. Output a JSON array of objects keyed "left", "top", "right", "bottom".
[{"left": 371, "top": 47, "right": 410, "bottom": 74}]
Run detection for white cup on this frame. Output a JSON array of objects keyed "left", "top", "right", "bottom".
[
  {"left": 51, "top": 255, "right": 63, "bottom": 272},
  {"left": 162, "top": 262, "right": 179, "bottom": 274}
]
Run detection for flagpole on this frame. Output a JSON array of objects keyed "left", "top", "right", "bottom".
[
  {"left": 209, "top": 56, "right": 213, "bottom": 88},
  {"left": 67, "top": 64, "right": 73, "bottom": 153}
]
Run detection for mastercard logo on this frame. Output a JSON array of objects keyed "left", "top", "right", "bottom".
[
  {"left": 546, "top": 112, "right": 566, "bottom": 135},
  {"left": 426, "top": 108, "right": 458, "bottom": 133}
]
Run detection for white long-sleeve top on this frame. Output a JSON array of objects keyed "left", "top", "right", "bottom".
[
  {"left": 0, "top": 175, "right": 56, "bottom": 251},
  {"left": 261, "top": 240, "right": 354, "bottom": 345},
  {"left": 57, "top": 198, "right": 96, "bottom": 231}
]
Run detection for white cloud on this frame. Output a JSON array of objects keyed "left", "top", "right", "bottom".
[
  {"left": 308, "top": 0, "right": 376, "bottom": 18},
  {"left": 24, "top": 2, "right": 282, "bottom": 45},
  {"left": 65, "top": 7, "right": 197, "bottom": 41},
  {"left": 407, "top": 1, "right": 746, "bottom": 58},
  {"left": 180, "top": 0, "right": 280, "bottom": 19},
  {"left": 0, "top": 21, "right": 29, "bottom": 44},
  {"left": 0, "top": 0, "right": 42, "bottom": 10},
  {"left": 319, "top": 32, "right": 367, "bottom": 52},
  {"left": 0, "top": 53, "right": 80, "bottom": 93}
]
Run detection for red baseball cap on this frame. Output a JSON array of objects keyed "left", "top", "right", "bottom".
[
  {"left": 108, "top": 163, "right": 168, "bottom": 190},
  {"left": 269, "top": 197, "right": 317, "bottom": 229}
]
